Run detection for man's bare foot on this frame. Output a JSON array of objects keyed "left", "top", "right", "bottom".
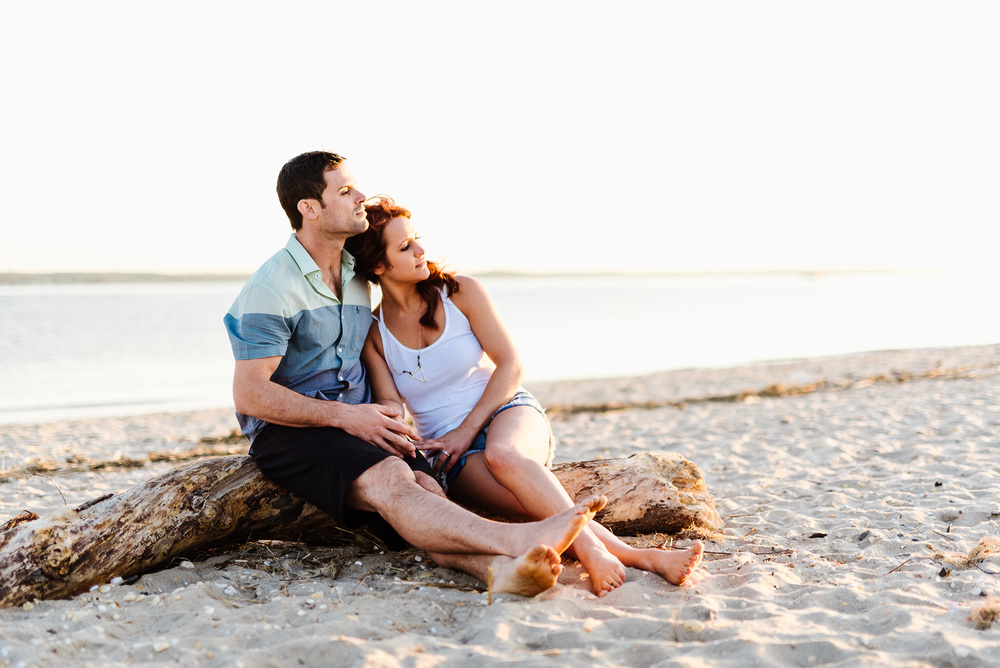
[
  {"left": 490, "top": 545, "right": 563, "bottom": 597},
  {"left": 517, "top": 495, "right": 608, "bottom": 557},
  {"left": 643, "top": 541, "right": 704, "bottom": 586}
]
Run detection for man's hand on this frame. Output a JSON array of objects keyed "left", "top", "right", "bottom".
[
  {"left": 339, "top": 403, "right": 419, "bottom": 458},
  {"left": 417, "top": 425, "right": 476, "bottom": 476}
]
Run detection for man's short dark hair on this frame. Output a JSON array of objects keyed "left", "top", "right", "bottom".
[{"left": 276, "top": 151, "right": 345, "bottom": 230}]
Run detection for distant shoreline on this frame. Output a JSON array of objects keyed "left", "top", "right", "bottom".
[
  {"left": 0, "top": 267, "right": 928, "bottom": 286},
  {"left": 0, "top": 272, "right": 251, "bottom": 285}
]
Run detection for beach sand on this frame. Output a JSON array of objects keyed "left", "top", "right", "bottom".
[{"left": 2, "top": 344, "right": 1000, "bottom": 667}]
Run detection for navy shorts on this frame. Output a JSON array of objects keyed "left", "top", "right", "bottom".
[
  {"left": 250, "top": 422, "right": 436, "bottom": 549},
  {"left": 428, "top": 389, "right": 554, "bottom": 487}
]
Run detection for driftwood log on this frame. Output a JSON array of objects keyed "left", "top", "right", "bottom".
[{"left": 0, "top": 452, "right": 719, "bottom": 608}]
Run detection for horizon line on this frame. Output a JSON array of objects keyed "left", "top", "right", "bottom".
[{"left": 0, "top": 267, "right": 989, "bottom": 286}]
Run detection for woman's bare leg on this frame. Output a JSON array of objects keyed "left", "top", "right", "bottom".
[
  {"left": 586, "top": 522, "right": 705, "bottom": 585},
  {"left": 450, "top": 407, "right": 627, "bottom": 596},
  {"left": 445, "top": 452, "right": 533, "bottom": 521},
  {"left": 451, "top": 454, "right": 704, "bottom": 586}
]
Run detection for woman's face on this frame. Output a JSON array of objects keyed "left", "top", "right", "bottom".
[{"left": 378, "top": 216, "right": 430, "bottom": 284}]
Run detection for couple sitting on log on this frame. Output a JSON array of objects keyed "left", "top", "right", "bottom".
[{"left": 223, "top": 151, "right": 704, "bottom": 597}]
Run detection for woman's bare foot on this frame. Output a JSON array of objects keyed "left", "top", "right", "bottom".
[
  {"left": 641, "top": 541, "right": 705, "bottom": 586},
  {"left": 574, "top": 531, "right": 627, "bottom": 596},
  {"left": 490, "top": 545, "right": 563, "bottom": 596},
  {"left": 516, "top": 495, "right": 608, "bottom": 557}
]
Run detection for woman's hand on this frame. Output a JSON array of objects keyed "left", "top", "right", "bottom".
[{"left": 418, "top": 425, "right": 477, "bottom": 477}]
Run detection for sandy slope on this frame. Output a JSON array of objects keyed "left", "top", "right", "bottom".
[{"left": 2, "top": 344, "right": 1000, "bottom": 667}]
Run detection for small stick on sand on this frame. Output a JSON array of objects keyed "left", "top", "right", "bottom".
[
  {"left": 488, "top": 567, "right": 494, "bottom": 605},
  {"left": 672, "top": 590, "right": 687, "bottom": 642},
  {"left": 886, "top": 559, "right": 911, "bottom": 574}
]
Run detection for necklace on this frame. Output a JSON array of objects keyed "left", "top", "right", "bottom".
[
  {"left": 386, "top": 315, "right": 426, "bottom": 383},
  {"left": 399, "top": 325, "right": 426, "bottom": 382}
]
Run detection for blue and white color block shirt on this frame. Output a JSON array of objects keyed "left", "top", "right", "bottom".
[{"left": 224, "top": 234, "right": 372, "bottom": 442}]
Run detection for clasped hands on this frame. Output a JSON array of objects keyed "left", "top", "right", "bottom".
[
  {"left": 344, "top": 404, "right": 474, "bottom": 478},
  {"left": 414, "top": 425, "right": 475, "bottom": 478}
]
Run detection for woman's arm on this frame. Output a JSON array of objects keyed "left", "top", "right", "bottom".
[
  {"left": 425, "top": 275, "right": 524, "bottom": 474},
  {"left": 360, "top": 321, "right": 408, "bottom": 419}
]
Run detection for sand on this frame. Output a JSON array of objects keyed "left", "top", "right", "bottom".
[{"left": 2, "top": 344, "right": 1000, "bottom": 667}]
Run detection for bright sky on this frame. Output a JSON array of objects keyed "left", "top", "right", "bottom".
[{"left": 2, "top": 1, "right": 997, "bottom": 276}]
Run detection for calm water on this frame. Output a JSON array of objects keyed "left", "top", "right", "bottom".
[{"left": 1, "top": 272, "right": 997, "bottom": 425}]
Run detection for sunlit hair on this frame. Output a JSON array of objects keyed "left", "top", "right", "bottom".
[
  {"left": 276, "top": 151, "right": 345, "bottom": 230},
  {"left": 346, "top": 196, "right": 459, "bottom": 330}
]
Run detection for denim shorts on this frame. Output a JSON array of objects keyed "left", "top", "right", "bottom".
[{"left": 433, "top": 389, "right": 553, "bottom": 488}]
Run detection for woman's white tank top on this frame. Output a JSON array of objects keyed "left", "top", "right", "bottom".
[{"left": 375, "top": 291, "right": 494, "bottom": 439}]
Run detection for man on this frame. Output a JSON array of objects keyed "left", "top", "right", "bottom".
[{"left": 225, "top": 151, "right": 604, "bottom": 596}]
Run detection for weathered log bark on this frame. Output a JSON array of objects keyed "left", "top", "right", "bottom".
[
  {"left": 0, "top": 452, "right": 719, "bottom": 608},
  {"left": 556, "top": 451, "right": 721, "bottom": 536}
]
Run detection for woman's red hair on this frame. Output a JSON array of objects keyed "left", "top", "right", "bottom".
[{"left": 346, "top": 196, "right": 459, "bottom": 330}]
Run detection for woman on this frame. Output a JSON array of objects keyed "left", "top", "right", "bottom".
[{"left": 347, "top": 196, "right": 703, "bottom": 596}]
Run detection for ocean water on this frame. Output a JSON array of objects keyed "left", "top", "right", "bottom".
[{"left": 1, "top": 272, "right": 997, "bottom": 425}]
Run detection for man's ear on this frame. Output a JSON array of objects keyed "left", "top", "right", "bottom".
[{"left": 298, "top": 199, "right": 319, "bottom": 221}]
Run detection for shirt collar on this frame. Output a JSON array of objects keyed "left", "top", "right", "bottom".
[{"left": 285, "top": 233, "right": 358, "bottom": 301}]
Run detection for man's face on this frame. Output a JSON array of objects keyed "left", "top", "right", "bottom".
[{"left": 314, "top": 163, "right": 368, "bottom": 237}]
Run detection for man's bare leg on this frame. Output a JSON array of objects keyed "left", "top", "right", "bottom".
[
  {"left": 345, "top": 456, "right": 607, "bottom": 558},
  {"left": 408, "top": 471, "right": 571, "bottom": 597},
  {"left": 430, "top": 545, "right": 564, "bottom": 597}
]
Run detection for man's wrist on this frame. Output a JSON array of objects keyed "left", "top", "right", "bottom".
[{"left": 323, "top": 400, "right": 351, "bottom": 430}]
